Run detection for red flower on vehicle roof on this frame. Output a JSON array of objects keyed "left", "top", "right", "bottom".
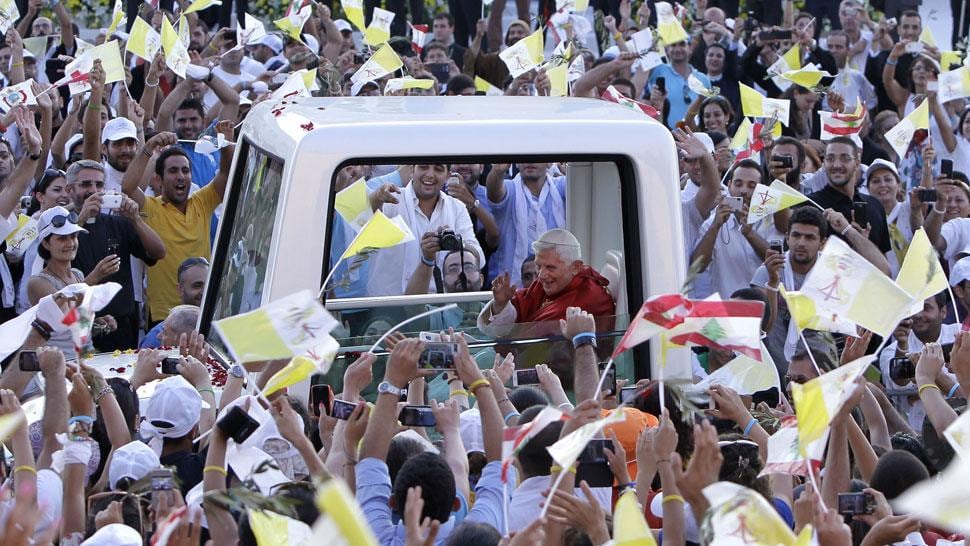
[{"left": 301, "top": 122, "right": 315, "bottom": 132}]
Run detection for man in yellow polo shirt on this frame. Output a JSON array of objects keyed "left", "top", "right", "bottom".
[{"left": 121, "top": 125, "right": 233, "bottom": 324}]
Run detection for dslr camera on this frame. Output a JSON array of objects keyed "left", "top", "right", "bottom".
[{"left": 438, "top": 229, "right": 463, "bottom": 252}]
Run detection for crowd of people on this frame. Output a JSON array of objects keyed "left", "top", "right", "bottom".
[{"left": 0, "top": 0, "right": 966, "bottom": 544}]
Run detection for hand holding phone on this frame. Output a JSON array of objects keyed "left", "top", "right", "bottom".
[
  {"left": 19, "top": 350, "right": 39, "bottom": 372},
  {"left": 515, "top": 368, "right": 540, "bottom": 386},
  {"left": 329, "top": 399, "right": 357, "bottom": 420},
  {"left": 217, "top": 405, "right": 261, "bottom": 444},
  {"left": 852, "top": 201, "right": 868, "bottom": 230},
  {"left": 399, "top": 405, "right": 436, "bottom": 427}
]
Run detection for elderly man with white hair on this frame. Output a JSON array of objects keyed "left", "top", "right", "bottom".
[{"left": 477, "top": 228, "right": 615, "bottom": 335}]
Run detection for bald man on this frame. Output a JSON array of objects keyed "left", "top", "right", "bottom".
[{"left": 478, "top": 229, "right": 615, "bottom": 336}]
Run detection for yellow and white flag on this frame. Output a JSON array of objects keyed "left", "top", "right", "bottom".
[
  {"left": 312, "top": 479, "right": 379, "bottom": 546},
  {"left": 895, "top": 228, "right": 949, "bottom": 313},
  {"left": 0, "top": 79, "right": 36, "bottom": 112},
  {"left": 740, "top": 83, "right": 791, "bottom": 126},
  {"left": 687, "top": 73, "right": 716, "bottom": 97},
  {"left": 177, "top": 16, "right": 191, "bottom": 48},
  {"left": 556, "top": 0, "right": 589, "bottom": 12},
  {"left": 275, "top": 4, "right": 311, "bottom": 43},
  {"left": 920, "top": 27, "right": 938, "bottom": 48},
  {"left": 212, "top": 289, "right": 339, "bottom": 363},
  {"left": 944, "top": 408, "right": 970, "bottom": 456},
  {"left": 613, "top": 490, "right": 657, "bottom": 546},
  {"left": 0, "top": 412, "right": 24, "bottom": 444},
  {"left": 703, "top": 481, "right": 814, "bottom": 546},
  {"left": 183, "top": 0, "right": 221, "bottom": 15},
  {"left": 363, "top": 7, "right": 394, "bottom": 46},
  {"left": 499, "top": 29, "right": 544, "bottom": 78},
  {"left": 249, "top": 509, "right": 312, "bottom": 546},
  {"left": 63, "top": 40, "right": 126, "bottom": 95},
  {"left": 384, "top": 77, "right": 436, "bottom": 94},
  {"left": 106, "top": 0, "right": 126, "bottom": 37},
  {"left": 768, "top": 44, "right": 801, "bottom": 91},
  {"left": 340, "top": 211, "right": 415, "bottom": 259},
  {"left": 884, "top": 99, "right": 929, "bottom": 158},
  {"left": 349, "top": 44, "right": 403, "bottom": 96},
  {"left": 238, "top": 13, "right": 267, "bottom": 47},
  {"left": 692, "top": 342, "right": 780, "bottom": 396},
  {"left": 746, "top": 179, "right": 809, "bottom": 223},
  {"left": 939, "top": 66, "right": 970, "bottom": 103},
  {"left": 475, "top": 76, "right": 503, "bottom": 96},
  {"left": 126, "top": 17, "right": 162, "bottom": 62},
  {"left": 334, "top": 178, "right": 373, "bottom": 230},
  {"left": 780, "top": 65, "right": 833, "bottom": 88},
  {"left": 792, "top": 355, "right": 870, "bottom": 453},
  {"left": 3, "top": 214, "right": 38, "bottom": 258},
  {"left": 655, "top": 1, "right": 688, "bottom": 45},
  {"left": 161, "top": 17, "right": 190, "bottom": 78},
  {"left": 942, "top": 50, "right": 964, "bottom": 72},
  {"left": 547, "top": 409, "right": 625, "bottom": 469},
  {"left": 895, "top": 450, "right": 970, "bottom": 534},
  {"left": 22, "top": 36, "right": 47, "bottom": 59},
  {"left": 341, "top": 0, "right": 366, "bottom": 31},
  {"left": 800, "top": 236, "right": 914, "bottom": 337},
  {"left": 779, "top": 285, "right": 858, "bottom": 336},
  {"left": 545, "top": 63, "right": 569, "bottom": 97},
  {"left": 0, "top": 0, "right": 18, "bottom": 34},
  {"left": 271, "top": 68, "right": 314, "bottom": 99},
  {"left": 262, "top": 355, "right": 319, "bottom": 397}
]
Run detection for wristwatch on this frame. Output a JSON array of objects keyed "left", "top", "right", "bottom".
[
  {"left": 470, "top": 199, "right": 480, "bottom": 211},
  {"left": 229, "top": 364, "right": 245, "bottom": 379},
  {"left": 377, "top": 381, "right": 403, "bottom": 397}
]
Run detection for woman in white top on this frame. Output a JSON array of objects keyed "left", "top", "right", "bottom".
[
  {"left": 947, "top": 107, "right": 970, "bottom": 177},
  {"left": 866, "top": 159, "right": 921, "bottom": 276},
  {"left": 883, "top": 41, "right": 957, "bottom": 189}
]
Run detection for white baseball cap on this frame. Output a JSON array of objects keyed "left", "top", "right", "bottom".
[
  {"left": 38, "top": 206, "right": 87, "bottom": 239},
  {"left": 458, "top": 408, "right": 485, "bottom": 454},
  {"left": 102, "top": 117, "right": 137, "bottom": 143},
  {"left": 108, "top": 441, "right": 160, "bottom": 490},
  {"left": 63, "top": 132, "right": 83, "bottom": 159},
  {"left": 302, "top": 34, "right": 319, "bottom": 54},
  {"left": 951, "top": 256, "right": 970, "bottom": 286},
  {"left": 866, "top": 158, "right": 900, "bottom": 184},
  {"left": 334, "top": 19, "right": 353, "bottom": 33},
  {"left": 695, "top": 132, "right": 715, "bottom": 154},
  {"left": 249, "top": 33, "right": 283, "bottom": 54},
  {"left": 81, "top": 524, "right": 142, "bottom": 546},
  {"left": 141, "top": 376, "right": 204, "bottom": 440}
]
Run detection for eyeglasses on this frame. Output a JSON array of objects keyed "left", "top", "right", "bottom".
[
  {"left": 46, "top": 211, "right": 79, "bottom": 229},
  {"left": 683, "top": 85, "right": 692, "bottom": 105}
]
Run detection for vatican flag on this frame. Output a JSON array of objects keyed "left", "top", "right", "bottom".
[
  {"left": 746, "top": 180, "right": 809, "bottom": 223},
  {"left": 895, "top": 228, "right": 949, "bottom": 313},
  {"left": 363, "top": 7, "right": 394, "bottom": 46},
  {"left": 183, "top": 0, "right": 221, "bottom": 15},
  {"left": 340, "top": 211, "right": 415, "bottom": 259},
  {"left": 499, "top": 30, "right": 544, "bottom": 78},
  {"left": 703, "top": 481, "right": 815, "bottom": 545},
  {"left": 884, "top": 99, "right": 929, "bottom": 158},
  {"left": 655, "top": 2, "right": 688, "bottom": 45},
  {"left": 341, "top": 0, "right": 366, "bottom": 31},
  {"left": 161, "top": 17, "right": 190, "bottom": 78},
  {"left": 939, "top": 67, "right": 970, "bottom": 103},
  {"left": 349, "top": 45, "right": 403, "bottom": 96},
  {"left": 613, "top": 490, "right": 657, "bottom": 546},
  {"left": 792, "top": 356, "right": 870, "bottom": 453},
  {"left": 740, "top": 83, "right": 791, "bottom": 126},
  {"left": 384, "top": 77, "right": 435, "bottom": 94},
  {"left": 334, "top": 178, "right": 373, "bottom": 230},
  {"left": 126, "top": 17, "right": 161, "bottom": 62}
]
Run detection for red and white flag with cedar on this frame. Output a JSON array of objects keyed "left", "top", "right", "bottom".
[
  {"left": 409, "top": 23, "right": 430, "bottom": 54},
  {"left": 501, "top": 406, "right": 567, "bottom": 482},
  {"left": 612, "top": 294, "right": 764, "bottom": 360},
  {"left": 59, "top": 282, "right": 122, "bottom": 353},
  {"left": 819, "top": 103, "right": 867, "bottom": 147},
  {"left": 600, "top": 85, "right": 660, "bottom": 120}
]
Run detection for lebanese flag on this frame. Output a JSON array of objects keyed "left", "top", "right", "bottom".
[
  {"left": 600, "top": 85, "right": 660, "bottom": 120},
  {"left": 613, "top": 294, "right": 764, "bottom": 360},
  {"left": 501, "top": 407, "right": 567, "bottom": 482},
  {"left": 54, "top": 70, "right": 90, "bottom": 88},
  {"left": 820, "top": 103, "right": 866, "bottom": 147},
  {"left": 409, "top": 23, "right": 430, "bottom": 54}
]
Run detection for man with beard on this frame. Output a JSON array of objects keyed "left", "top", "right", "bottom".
[
  {"left": 485, "top": 162, "right": 566, "bottom": 288},
  {"left": 121, "top": 126, "right": 231, "bottom": 324},
  {"left": 367, "top": 163, "right": 484, "bottom": 296},
  {"left": 81, "top": 62, "right": 140, "bottom": 194},
  {"left": 156, "top": 59, "right": 241, "bottom": 145},
  {"left": 69, "top": 160, "right": 165, "bottom": 350},
  {"left": 171, "top": 99, "right": 219, "bottom": 190},
  {"left": 804, "top": 137, "right": 892, "bottom": 261}
]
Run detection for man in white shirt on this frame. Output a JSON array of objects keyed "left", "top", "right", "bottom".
[
  {"left": 823, "top": 30, "right": 877, "bottom": 111},
  {"left": 246, "top": 34, "right": 288, "bottom": 72},
  {"left": 833, "top": 0, "right": 874, "bottom": 73},
  {"left": 878, "top": 293, "right": 961, "bottom": 431},
  {"left": 692, "top": 159, "right": 776, "bottom": 298},
  {"left": 367, "top": 164, "right": 483, "bottom": 296},
  {"left": 204, "top": 46, "right": 255, "bottom": 111},
  {"left": 100, "top": 118, "right": 139, "bottom": 195}
]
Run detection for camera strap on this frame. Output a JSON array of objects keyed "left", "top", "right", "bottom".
[{"left": 432, "top": 265, "right": 444, "bottom": 294}]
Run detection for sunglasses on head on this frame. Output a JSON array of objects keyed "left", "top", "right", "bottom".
[{"left": 47, "top": 211, "right": 78, "bottom": 229}]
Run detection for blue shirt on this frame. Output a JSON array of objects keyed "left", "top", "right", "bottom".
[
  {"left": 140, "top": 322, "right": 163, "bottom": 348},
  {"left": 487, "top": 176, "right": 566, "bottom": 286},
  {"left": 645, "top": 65, "right": 711, "bottom": 129},
  {"left": 179, "top": 143, "right": 220, "bottom": 188},
  {"left": 356, "top": 458, "right": 513, "bottom": 545}
]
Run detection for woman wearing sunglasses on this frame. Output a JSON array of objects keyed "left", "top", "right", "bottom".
[
  {"left": 14, "top": 169, "right": 71, "bottom": 315},
  {"left": 26, "top": 206, "right": 119, "bottom": 353}
]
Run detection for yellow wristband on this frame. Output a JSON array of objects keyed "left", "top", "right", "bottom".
[
  {"left": 662, "top": 494, "right": 685, "bottom": 504},
  {"left": 468, "top": 379, "right": 490, "bottom": 393},
  {"left": 203, "top": 466, "right": 228, "bottom": 476},
  {"left": 450, "top": 389, "right": 469, "bottom": 398},
  {"left": 550, "top": 464, "right": 577, "bottom": 475},
  {"left": 13, "top": 465, "right": 36, "bottom": 475},
  {"left": 918, "top": 383, "right": 941, "bottom": 396}
]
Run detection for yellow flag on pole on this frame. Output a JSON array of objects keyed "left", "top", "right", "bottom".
[
  {"left": 341, "top": 0, "right": 366, "bottom": 31},
  {"left": 780, "top": 66, "right": 833, "bottom": 88},
  {"left": 262, "top": 356, "right": 319, "bottom": 397},
  {"left": 126, "top": 17, "right": 161, "bottom": 61},
  {"left": 779, "top": 285, "right": 858, "bottom": 335},
  {"left": 334, "top": 178, "right": 373, "bottom": 230},
  {"left": 499, "top": 29, "right": 544, "bottom": 78},
  {"left": 212, "top": 290, "right": 338, "bottom": 363},
  {"left": 248, "top": 509, "right": 312, "bottom": 546},
  {"left": 183, "top": 0, "right": 222, "bottom": 15},
  {"left": 545, "top": 63, "right": 569, "bottom": 97},
  {"left": 692, "top": 342, "right": 780, "bottom": 396},
  {"left": 942, "top": 50, "right": 964, "bottom": 72},
  {"left": 895, "top": 228, "right": 949, "bottom": 311},
  {"left": 275, "top": 4, "right": 311, "bottom": 43},
  {"left": 475, "top": 76, "right": 502, "bottom": 96},
  {"left": 349, "top": 45, "right": 403, "bottom": 96},
  {"left": 939, "top": 66, "right": 970, "bottom": 103},
  {"left": 746, "top": 179, "right": 809, "bottom": 223},
  {"left": 161, "top": 17, "right": 190, "bottom": 78},
  {"left": 312, "top": 479, "right": 379, "bottom": 546},
  {"left": 106, "top": 0, "right": 126, "bottom": 37},
  {"left": 792, "top": 356, "right": 870, "bottom": 453},
  {"left": 740, "top": 83, "right": 791, "bottom": 125},
  {"left": 340, "top": 211, "right": 415, "bottom": 259},
  {"left": 884, "top": 99, "right": 930, "bottom": 158},
  {"left": 613, "top": 490, "right": 657, "bottom": 546},
  {"left": 363, "top": 7, "right": 394, "bottom": 46},
  {"left": 703, "top": 481, "right": 815, "bottom": 545},
  {"left": 655, "top": 1, "right": 688, "bottom": 45},
  {"left": 384, "top": 77, "right": 436, "bottom": 94},
  {"left": 0, "top": 0, "right": 19, "bottom": 34}
]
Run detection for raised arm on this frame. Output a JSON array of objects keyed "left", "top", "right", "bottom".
[
  {"left": 139, "top": 54, "right": 167, "bottom": 133},
  {"left": 156, "top": 77, "right": 194, "bottom": 133},
  {"left": 456, "top": 335, "right": 502, "bottom": 461},
  {"left": 485, "top": 162, "right": 509, "bottom": 204},
  {"left": 564, "top": 307, "right": 600, "bottom": 403},
  {"left": 915, "top": 342, "right": 959, "bottom": 434},
  {"left": 15, "top": 0, "right": 39, "bottom": 38},
  {"left": 82, "top": 60, "right": 107, "bottom": 161},
  {"left": 928, "top": 90, "right": 958, "bottom": 153},
  {"left": 360, "top": 340, "right": 427, "bottom": 461},
  {"left": 124, "top": 131, "right": 178, "bottom": 208},
  {"left": 430, "top": 399, "right": 470, "bottom": 502},
  {"left": 882, "top": 42, "right": 910, "bottom": 110},
  {"left": 825, "top": 209, "right": 891, "bottom": 275},
  {"left": 691, "top": 204, "right": 730, "bottom": 272},
  {"left": 118, "top": 194, "right": 166, "bottom": 260},
  {"left": 31, "top": 81, "right": 54, "bottom": 184},
  {"left": 6, "top": 29, "right": 25, "bottom": 84},
  {"left": 317, "top": 3, "right": 343, "bottom": 63},
  {"left": 205, "top": 72, "right": 241, "bottom": 123},
  {"left": 202, "top": 412, "right": 239, "bottom": 546},
  {"left": 573, "top": 53, "right": 636, "bottom": 98},
  {"left": 53, "top": 1, "right": 74, "bottom": 52},
  {"left": 210, "top": 120, "right": 235, "bottom": 200},
  {"left": 0, "top": 107, "right": 42, "bottom": 218}
]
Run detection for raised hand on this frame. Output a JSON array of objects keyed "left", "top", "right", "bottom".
[{"left": 491, "top": 271, "right": 516, "bottom": 310}]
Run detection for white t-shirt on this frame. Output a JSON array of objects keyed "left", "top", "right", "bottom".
[
  {"left": 204, "top": 66, "right": 255, "bottom": 110},
  {"left": 695, "top": 214, "right": 780, "bottom": 298},
  {"left": 940, "top": 217, "right": 970, "bottom": 269}
]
